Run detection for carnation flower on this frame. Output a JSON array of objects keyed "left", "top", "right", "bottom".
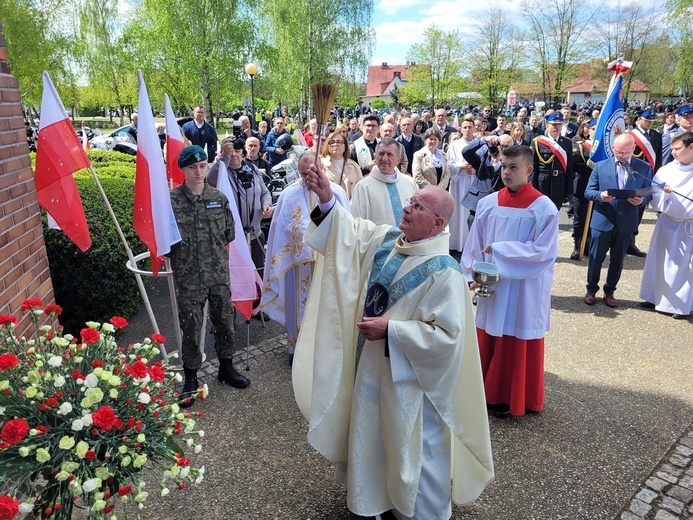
[
  {"left": 151, "top": 333, "right": 167, "bottom": 344},
  {"left": 82, "top": 478, "right": 99, "bottom": 492},
  {"left": 58, "top": 402, "right": 73, "bottom": 415},
  {"left": 0, "top": 495, "right": 20, "bottom": 520},
  {"left": 47, "top": 356, "right": 63, "bottom": 368},
  {"left": 20, "top": 298, "right": 42, "bottom": 311},
  {"left": 125, "top": 361, "right": 148, "bottom": 379},
  {"left": 0, "top": 315, "right": 18, "bottom": 327},
  {"left": 0, "top": 418, "right": 29, "bottom": 445},
  {"left": 0, "top": 353, "right": 20, "bottom": 371},
  {"left": 44, "top": 304, "right": 63, "bottom": 315},
  {"left": 92, "top": 406, "right": 118, "bottom": 432},
  {"left": 80, "top": 328, "right": 101, "bottom": 345},
  {"left": 137, "top": 393, "right": 151, "bottom": 404},
  {"left": 109, "top": 316, "right": 128, "bottom": 329}
]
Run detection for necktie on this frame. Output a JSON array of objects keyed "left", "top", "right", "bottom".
[{"left": 619, "top": 161, "right": 632, "bottom": 187}]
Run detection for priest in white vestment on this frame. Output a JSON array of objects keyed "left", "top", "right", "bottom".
[
  {"left": 639, "top": 131, "right": 693, "bottom": 319},
  {"left": 293, "top": 162, "right": 494, "bottom": 520},
  {"left": 351, "top": 137, "right": 418, "bottom": 227},
  {"left": 261, "top": 151, "right": 350, "bottom": 356},
  {"left": 446, "top": 118, "right": 476, "bottom": 252},
  {"left": 461, "top": 145, "right": 558, "bottom": 417}
]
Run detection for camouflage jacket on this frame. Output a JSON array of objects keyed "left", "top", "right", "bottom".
[{"left": 169, "top": 182, "right": 235, "bottom": 289}]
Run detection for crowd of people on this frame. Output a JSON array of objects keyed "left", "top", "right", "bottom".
[{"left": 153, "top": 98, "right": 693, "bottom": 520}]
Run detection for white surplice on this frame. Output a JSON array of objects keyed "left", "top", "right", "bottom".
[
  {"left": 461, "top": 193, "right": 559, "bottom": 339},
  {"left": 639, "top": 160, "right": 693, "bottom": 316},
  {"left": 350, "top": 167, "right": 417, "bottom": 226},
  {"left": 446, "top": 137, "right": 474, "bottom": 251},
  {"left": 260, "top": 180, "right": 349, "bottom": 351},
  {"left": 293, "top": 204, "right": 494, "bottom": 519}
]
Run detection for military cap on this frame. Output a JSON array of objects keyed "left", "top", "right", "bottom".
[
  {"left": 546, "top": 112, "right": 564, "bottom": 124},
  {"left": 675, "top": 104, "right": 693, "bottom": 116},
  {"left": 637, "top": 109, "right": 657, "bottom": 120},
  {"left": 178, "top": 145, "right": 208, "bottom": 168}
]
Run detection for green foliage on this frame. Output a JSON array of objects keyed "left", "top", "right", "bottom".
[
  {"left": 667, "top": 0, "right": 693, "bottom": 98},
  {"left": 85, "top": 149, "right": 136, "bottom": 165},
  {"left": 370, "top": 99, "right": 393, "bottom": 109},
  {"left": 42, "top": 156, "right": 146, "bottom": 334}
]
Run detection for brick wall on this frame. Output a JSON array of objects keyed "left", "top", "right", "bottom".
[{"left": 0, "top": 23, "right": 56, "bottom": 335}]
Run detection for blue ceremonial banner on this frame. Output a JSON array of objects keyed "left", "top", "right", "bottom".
[{"left": 590, "top": 75, "right": 626, "bottom": 165}]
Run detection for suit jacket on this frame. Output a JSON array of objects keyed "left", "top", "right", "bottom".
[
  {"left": 562, "top": 122, "right": 579, "bottom": 140},
  {"left": 412, "top": 147, "right": 450, "bottom": 190},
  {"left": 631, "top": 126, "right": 663, "bottom": 173},
  {"left": 182, "top": 120, "right": 218, "bottom": 162},
  {"left": 584, "top": 157, "right": 652, "bottom": 234},
  {"left": 396, "top": 133, "right": 424, "bottom": 174}
]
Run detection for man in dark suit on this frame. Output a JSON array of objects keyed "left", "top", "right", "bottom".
[
  {"left": 583, "top": 134, "right": 652, "bottom": 308},
  {"left": 396, "top": 116, "right": 424, "bottom": 175},
  {"left": 561, "top": 107, "right": 578, "bottom": 140},
  {"left": 182, "top": 106, "right": 218, "bottom": 163},
  {"left": 627, "top": 109, "right": 663, "bottom": 256},
  {"left": 433, "top": 108, "right": 454, "bottom": 148}
]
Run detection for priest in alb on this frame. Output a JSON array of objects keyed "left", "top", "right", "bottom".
[
  {"left": 293, "top": 161, "right": 494, "bottom": 519},
  {"left": 350, "top": 137, "right": 417, "bottom": 226},
  {"left": 639, "top": 131, "right": 693, "bottom": 319},
  {"left": 461, "top": 145, "right": 559, "bottom": 417}
]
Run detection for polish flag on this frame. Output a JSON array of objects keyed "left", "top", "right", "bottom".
[
  {"left": 81, "top": 122, "right": 91, "bottom": 150},
  {"left": 34, "top": 72, "right": 91, "bottom": 252},
  {"left": 164, "top": 94, "right": 185, "bottom": 187},
  {"left": 133, "top": 71, "right": 181, "bottom": 275},
  {"left": 214, "top": 160, "right": 262, "bottom": 320},
  {"left": 452, "top": 114, "right": 460, "bottom": 130}
]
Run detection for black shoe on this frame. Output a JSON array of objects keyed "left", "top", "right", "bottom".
[
  {"left": 627, "top": 244, "right": 646, "bottom": 257},
  {"left": 640, "top": 301, "right": 655, "bottom": 309},
  {"left": 218, "top": 358, "right": 250, "bottom": 389},
  {"left": 379, "top": 511, "right": 398, "bottom": 520},
  {"left": 672, "top": 313, "right": 688, "bottom": 320},
  {"left": 288, "top": 354, "right": 294, "bottom": 367},
  {"left": 179, "top": 368, "right": 199, "bottom": 409},
  {"left": 570, "top": 248, "right": 580, "bottom": 261}
]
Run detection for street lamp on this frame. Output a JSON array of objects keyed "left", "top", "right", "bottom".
[{"left": 245, "top": 63, "right": 258, "bottom": 130}]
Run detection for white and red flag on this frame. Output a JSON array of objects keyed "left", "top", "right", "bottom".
[
  {"left": 607, "top": 59, "right": 633, "bottom": 75},
  {"left": 164, "top": 94, "right": 185, "bottom": 187},
  {"left": 452, "top": 114, "right": 460, "bottom": 130},
  {"left": 34, "top": 71, "right": 91, "bottom": 252},
  {"left": 81, "top": 122, "right": 91, "bottom": 151},
  {"left": 133, "top": 71, "right": 181, "bottom": 275},
  {"left": 214, "top": 161, "right": 262, "bottom": 320}
]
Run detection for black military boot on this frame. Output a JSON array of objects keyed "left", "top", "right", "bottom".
[
  {"left": 179, "top": 368, "right": 199, "bottom": 409},
  {"left": 570, "top": 238, "right": 581, "bottom": 261},
  {"left": 218, "top": 358, "right": 250, "bottom": 389}
]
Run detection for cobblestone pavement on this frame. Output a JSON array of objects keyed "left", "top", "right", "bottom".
[{"left": 618, "top": 424, "right": 693, "bottom": 520}]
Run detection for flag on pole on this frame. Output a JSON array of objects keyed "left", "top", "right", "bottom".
[
  {"left": 133, "top": 71, "right": 181, "bottom": 276},
  {"left": 34, "top": 72, "right": 91, "bottom": 252},
  {"left": 589, "top": 75, "right": 626, "bottom": 166},
  {"left": 214, "top": 161, "right": 263, "bottom": 320},
  {"left": 295, "top": 128, "right": 308, "bottom": 148},
  {"left": 164, "top": 94, "right": 185, "bottom": 187},
  {"left": 452, "top": 114, "right": 459, "bottom": 130},
  {"left": 81, "top": 122, "right": 91, "bottom": 151}
]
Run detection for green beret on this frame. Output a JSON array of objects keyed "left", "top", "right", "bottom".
[{"left": 178, "top": 145, "right": 208, "bottom": 168}]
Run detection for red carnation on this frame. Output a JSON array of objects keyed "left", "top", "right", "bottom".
[
  {"left": 0, "top": 418, "right": 29, "bottom": 445},
  {"left": 91, "top": 360, "right": 103, "bottom": 368},
  {"left": 148, "top": 365, "right": 165, "bottom": 382},
  {"left": 109, "top": 316, "right": 128, "bottom": 329},
  {"left": 20, "top": 298, "right": 42, "bottom": 312},
  {"left": 117, "top": 485, "right": 132, "bottom": 496},
  {"left": 45, "top": 397, "right": 58, "bottom": 408},
  {"left": 71, "top": 370, "right": 85, "bottom": 380},
  {"left": 0, "top": 315, "right": 18, "bottom": 327},
  {"left": 80, "top": 328, "right": 100, "bottom": 345},
  {"left": 103, "top": 505, "right": 114, "bottom": 514},
  {"left": 125, "top": 361, "right": 147, "bottom": 379},
  {"left": 151, "top": 333, "right": 167, "bottom": 344},
  {"left": 35, "top": 425, "right": 48, "bottom": 435},
  {"left": 85, "top": 450, "right": 97, "bottom": 462},
  {"left": 0, "top": 354, "right": 20, "bottom": 371},
  {"left": 0, "top": 495, "right": 20, "bottom": 520},
  {"left": 44, "top": 304, "right": 62, "bottom": 316},
  {"left": 92, "top": 406, "right": 118, "bottom": 432}
]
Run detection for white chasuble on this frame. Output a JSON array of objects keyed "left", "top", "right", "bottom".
[
  {"left": 293, "top": 204, "right": 494, "bottom": 518},
  {"left": 350, "top": 167, "right": 417, "bottom": 227},
  {"left": 446, "top": 137, "right": 474, "bottom": 251}
]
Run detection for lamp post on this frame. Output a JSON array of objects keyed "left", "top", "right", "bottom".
[{"left": 245, "top": 63, "right": 258, "bottom": 130}]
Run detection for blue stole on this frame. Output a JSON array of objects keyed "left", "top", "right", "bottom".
[
  {"left": 355, "top": 230, "right": 462, "bottom": 369},
  {"left": 386, "top": 182, "right": 404, "bottom": 225}
]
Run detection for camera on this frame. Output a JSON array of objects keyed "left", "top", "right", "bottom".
[
  {"left": 488, "top": 144, "right": 499, "bottom": 156},
  {"left": 236, "top": 168, "right": 254, "bottom": 189}
]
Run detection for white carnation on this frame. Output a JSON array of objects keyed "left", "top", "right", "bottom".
[{"left": 47, "top": 356, "right": 63, "bottom": 367}]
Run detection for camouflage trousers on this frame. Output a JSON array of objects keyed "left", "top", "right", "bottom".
[{"left": 177, "top": 284, "right": 235, "bottom": 370}]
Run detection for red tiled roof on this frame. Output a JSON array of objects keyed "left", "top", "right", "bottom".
[
  {"left": 365, "top": 64, "right": 411, "bottom": 97},
  {"left": 564, "top": 77, "right": 650, "bottom": 93}
]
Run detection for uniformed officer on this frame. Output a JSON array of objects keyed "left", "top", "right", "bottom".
[
  {"left": 169, "top": 145, "right": 250, "bottom": 408},
  {"left": 531, "top": 112, "right": 574, "bottom": 210},
  {"left": 570, "top": 119, "right": 596, "bottom": 260},
  {"left": 663, "top": 103, "right": 693, "bottom": 165}
]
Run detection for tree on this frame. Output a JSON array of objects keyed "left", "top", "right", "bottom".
[
  {"left": 666, "top": 0, "right": 693, "bottom": 98},
  {"left": 401, "top": 24, "right": 466, "bottom": 108},
  {"left": 467, "top": 3, "right": 522, "bottom": 110},
  {"left": 523, "top": 0, "right": 599, "bottom": 106}
]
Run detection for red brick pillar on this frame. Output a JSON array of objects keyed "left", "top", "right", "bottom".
[{"left": 0, "top": 23, "right": 56, "bottom": 334}]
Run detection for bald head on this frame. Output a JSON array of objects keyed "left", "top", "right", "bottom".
[
  {"left": 420, "top": 186, "right": 456, "bottom": 227},
  {"left": 612, "top": 133, "right": 636, "bottom": 162},
  {"left": 499, "top": 134, "right": 514, "bottom": 148}
]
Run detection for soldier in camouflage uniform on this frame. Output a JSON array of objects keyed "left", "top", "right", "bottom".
[{"left": 169, "top": 145, "right": 250, "bottom": 408}]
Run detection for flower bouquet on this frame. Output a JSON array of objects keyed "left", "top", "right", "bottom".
[{"left": 0, "top": 299, "right": 207, "bottom": 519}]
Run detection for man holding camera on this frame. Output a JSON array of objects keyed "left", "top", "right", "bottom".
[{"left": 208, "top": 137, "right": 273, "bottom": 280}]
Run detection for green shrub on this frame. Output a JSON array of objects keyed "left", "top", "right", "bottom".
[
  {"left": 41, "top": 156, "right": 150, "bottom": 334},
  {"left": 86, "top": 149, "right": 136, "bottom": 165}
]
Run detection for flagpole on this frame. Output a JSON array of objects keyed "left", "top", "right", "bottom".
[
  {"left": 87, "top": 165, "right": 170, "bottom": 359},
  {"left": 579, "top": 200, "right": 593, "bottom": 260}
]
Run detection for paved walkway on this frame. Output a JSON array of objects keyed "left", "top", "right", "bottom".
[{"left": 120, "top": 207, "right": 691, "bottom": 520}]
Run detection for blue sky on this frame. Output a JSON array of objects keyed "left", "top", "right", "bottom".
[{"left": 370, "top": 0, "right": 664, "bottom": 66}]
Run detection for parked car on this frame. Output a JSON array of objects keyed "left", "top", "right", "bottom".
[{"left": 90, "top": 125, "right": 137, "bottom": 155}]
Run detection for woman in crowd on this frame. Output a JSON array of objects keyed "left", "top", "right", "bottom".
[
  {"left": 575, "top": 121, "right": 591, "bottom": 141},
  {"left": 412, "top": 128, "right": 450, "bottom": 190},
  {"left": 510, "top": 122, "right": 527, "bottom": 145},
  {"left": 413, "top": 119, "right": 426, "bottom": 135},
  {"left": 320, "top": 130, "right": 362, "bottom": 199}
]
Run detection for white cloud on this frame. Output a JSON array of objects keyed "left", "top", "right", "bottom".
[{"left": 376, "top": 0, "right": 428, "bottom": 17}]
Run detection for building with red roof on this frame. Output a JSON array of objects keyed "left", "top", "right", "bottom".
[{"left": 362, "top": 63, "right": 411, "bottom": 106}]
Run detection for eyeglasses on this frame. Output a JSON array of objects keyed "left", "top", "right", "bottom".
[
  {"left": 328, "top": 140, "right": 345, "bottom": 145},
  {"left": 404, "top": 198, "right": 438, "bottom": 216},
  {"left": 363, "top": 124, "right": 378, "bottom": 129}
]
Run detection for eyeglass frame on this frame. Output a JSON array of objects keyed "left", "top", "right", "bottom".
[
  {"left": 328, "top": 139, "right": 345, "bottom": 145},
  {"left": 404, "top": 197, "right": 439, "bottom": 217}
]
